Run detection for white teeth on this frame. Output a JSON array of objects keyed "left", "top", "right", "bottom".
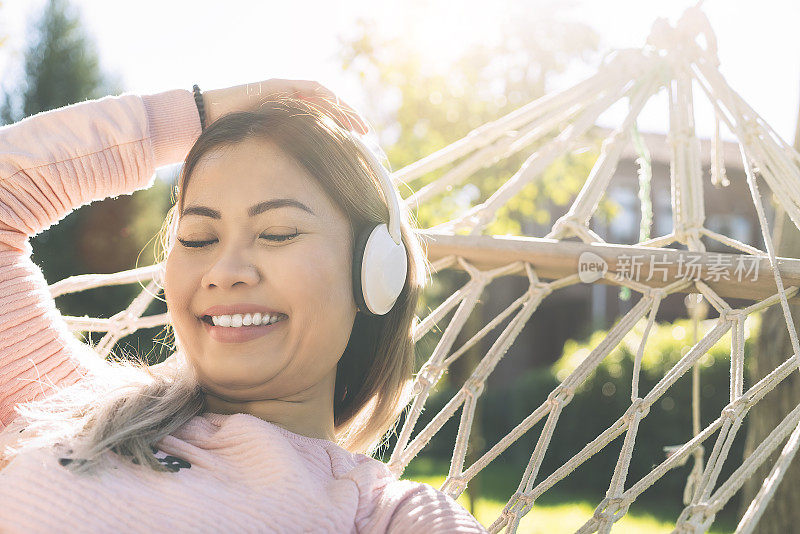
[{"left": 207, "top": 313, "right": 286, "bottom": 328}]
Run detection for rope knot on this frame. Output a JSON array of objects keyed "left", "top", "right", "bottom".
[
  {"left": 718, "top": 308, "right": 742, "bottom": 324},
  {"left": 625, "top": 397, "right": 650, "bottom": 423},
  {"left": 593, "top": 498, "right": 613, "bottom": 521},
  {"left": 504, "top": 511, "right": 519, "bottom": 528},
  {"left": 649, "top": 288, "right": 666, "bottom": 301},
  {"left": 108, "top": 311, "right": 137, "bottom": 338},
  {"left": 680, "top": 502, "right": 713, "bottom": 522},
  {"left": 508, "top": 492, "right": 534, "bottom": 513},
  {"left": 722, "top": 398, "right": 748, "bottom": 421},
  {"left": 472, "top": 270, "right": 491, "bottom": 285},
  {"left": 593, "top": 497, "right": 628, "bottom": 522},
  {"left": 548, "top": 217, "right": 571, "bottom": 239},
  {"left": 443, "top": 476, "right": 468, "bottom": 498},
  {"left": 686, "top": 227, "right": 703, "bottom": 243},
  {"left": 532, "top": 282, "right": 553, "bottom": 298},
  {"left": 673, "top": 227, "right": 702, "bottom": 248},
  {"left": 721, "top": 406, "right": 737, "bottom": 421},
  {"left": 675, "top": 501, "right": 717, "bottom": 533},
  {"left": 463, "top": 378, "right": 485, "bottom": 399},
  {"left": 548, "top": 385, "right": 575, "bottom": 409},
  {"left": 413, "top": 364, "right": 444, "bottom": 393}
]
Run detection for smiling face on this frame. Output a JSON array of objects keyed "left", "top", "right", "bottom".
[{"left": 164, "top": 138, "right": 358, "bottom": 405}]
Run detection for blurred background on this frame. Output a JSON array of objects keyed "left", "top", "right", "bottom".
[{"left": 1, "top": 1, "right": 799, "bottom": 532}]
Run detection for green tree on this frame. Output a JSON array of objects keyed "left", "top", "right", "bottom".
[
  {"left": 0, "top": 0, "right": 110, "bottom": 120},
  {"left": 338, "top": 5, "right": 602, "bottom": 235},
  {"left": 0, "top": 0, "right": 173, "bottom": 363}
]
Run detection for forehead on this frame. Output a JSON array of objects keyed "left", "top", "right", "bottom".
[{"left": 181, "top": 138, "right": 332, "bottom": 216}]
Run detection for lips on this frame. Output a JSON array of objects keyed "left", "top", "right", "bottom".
[
  {"left": 200, "top": 303, "right": 286, "bottom": 318},
  {"left": 200, "top": 316, "right": 286, "bottom": 343}
]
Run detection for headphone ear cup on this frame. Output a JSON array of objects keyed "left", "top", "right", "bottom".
[{"left": 355, "top": 223, "right": 408, "bottom": 316}]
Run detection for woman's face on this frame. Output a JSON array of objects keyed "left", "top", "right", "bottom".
[{"left": 164, "top": 138, "right": 357, "bottom": 402}]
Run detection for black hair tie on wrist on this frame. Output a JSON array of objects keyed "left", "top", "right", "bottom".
[{"left": 193, "top": 84, "right": 206, "bottom": 131}]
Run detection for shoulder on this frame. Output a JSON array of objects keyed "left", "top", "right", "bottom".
[
  {"left": 327, "top": 449, "right": 487, "bottom": 532},
  {"left": 375, "top": 478, "right": 489, "bottom": 533}
]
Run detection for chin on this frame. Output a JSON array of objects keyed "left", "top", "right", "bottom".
[
  {"left": 200, "top": 378, "right": 270, "bottom": 402},
  {"left": 195, "top": 362, "right": 274, "bottom": 395}
]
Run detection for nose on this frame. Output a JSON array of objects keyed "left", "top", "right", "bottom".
[{"left": 201, "top": 246, "right": 261, "bottom": 289}]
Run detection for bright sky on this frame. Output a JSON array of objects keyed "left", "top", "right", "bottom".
[{"left": 1, "top": 0, "right": 799, "bottom": 143}]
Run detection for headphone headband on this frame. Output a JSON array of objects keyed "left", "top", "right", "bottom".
[{"left": 349, "top": 136, "right": 403, "bottom": 245}]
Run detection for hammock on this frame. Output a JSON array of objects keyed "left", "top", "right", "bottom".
[{"left": 49, "top": 6, "right": 800, "bottom": 533}]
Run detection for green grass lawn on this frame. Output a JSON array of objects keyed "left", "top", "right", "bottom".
[{"left": 400, "top": 458, "right": 737, "bottom": 533}]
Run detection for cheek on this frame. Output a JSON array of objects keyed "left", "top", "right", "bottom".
[
  {"left": 283, "top": 239, "right": 356, "bottom": 337},
  {"left": 164, "top": 251, "right": 199, "bottom": 336},
  {"left": 164, "top": 251, "right": 182, "bottom": 308},
  {"left": 294, "top": 241, "right": 353, "bottom": 308}
]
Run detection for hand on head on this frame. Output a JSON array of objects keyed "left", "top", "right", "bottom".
[{"left": 201, "top": 79, "right": 368, "bottom": 134}]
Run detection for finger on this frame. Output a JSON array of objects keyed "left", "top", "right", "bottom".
[
  {"left": 333, "top": 97, "right": 369, "bottom": 134},
  {"left": 291, "top": 80, "right": 337, "bottom": 99},
  {"left": 289, "top": 81, "right": 366, "bottom": 128},
  {"left": 308, "top": 94, "right": 369, "bottom": 135},
  {"left": 296, "top": 92, "right": 360, "bottom": 134},
  {"left": 291, "top": 82, "right": 369, "bottom": 134}
]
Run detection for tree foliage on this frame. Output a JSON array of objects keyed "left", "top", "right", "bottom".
[{"left": 338, "top": 5, "right": 603, "bottom": 236}]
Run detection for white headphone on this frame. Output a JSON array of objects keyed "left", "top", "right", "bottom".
[{"left": 349, "top": 137, "right": 408, "bottom": 316}]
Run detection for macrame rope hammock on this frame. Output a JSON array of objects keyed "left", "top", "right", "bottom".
[{"left": 49, "top": 5, "right": 800, "bottom": 533}]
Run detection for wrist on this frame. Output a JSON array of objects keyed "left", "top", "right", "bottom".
[
  {"left": 141, "top": 90, "right": 202, "bottom": 166},
  {"left": 192, "top": 84, "right": 206, "bottom": 130}
]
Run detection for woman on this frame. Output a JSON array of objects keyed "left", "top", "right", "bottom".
[{"left": 0, "top": 79, "right": 488, "bottom": 533}]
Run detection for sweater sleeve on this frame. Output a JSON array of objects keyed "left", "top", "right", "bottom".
[
  {"left": 380, "top": 480, "right": 489, "bottom": 533},
  {"left": 0, "top": 89, "right": 201, "bottom": 428}
]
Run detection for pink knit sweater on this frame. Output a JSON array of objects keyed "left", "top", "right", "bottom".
[{"left": 0, "top": 90, "right": 488, "bottom": 533}]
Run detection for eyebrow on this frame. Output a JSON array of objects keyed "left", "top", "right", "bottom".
[{"left": 181, "top": 198, "right": 315, "bottom": 219}]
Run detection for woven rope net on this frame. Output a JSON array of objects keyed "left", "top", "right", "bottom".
[{"left": 48, "top": 6, "right": 800, "bottom": 533}]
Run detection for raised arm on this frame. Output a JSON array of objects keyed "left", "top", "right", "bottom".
[{"left": 0, "top": 90, "right": 201, "bottom": 428}]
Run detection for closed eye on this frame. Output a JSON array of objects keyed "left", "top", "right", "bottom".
[
  {"left": 177, "top": 238, "right": 217, "bottom": 248},
  {"left": 176, "top": 228, "right": 299, "bottom": 249},
  {"left": 260, "top": 228, "right": 299, "bottom": 243}
]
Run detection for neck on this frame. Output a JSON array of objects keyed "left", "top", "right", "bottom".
[{"left": 201, "top": 370, "right": 337, "bottom": 442}]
